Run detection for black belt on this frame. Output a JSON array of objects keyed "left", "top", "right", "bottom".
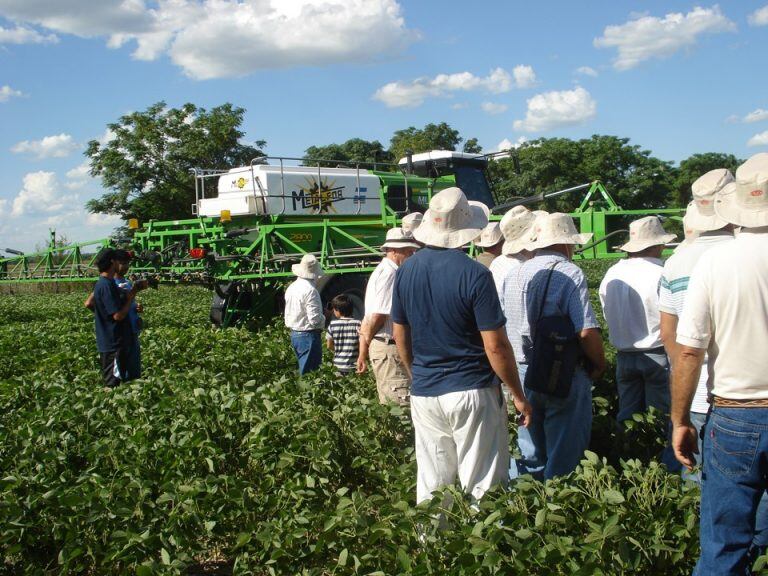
[
  {"left": 373, "top": 335, "right": 396, "bottom": 344},
  {"left": 618, "top": 346, "right": 666, "bottom": 354}
]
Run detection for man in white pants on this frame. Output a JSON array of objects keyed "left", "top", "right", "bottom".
[{"left": 391, "top": 187, "right": 532, "bottom": 504}]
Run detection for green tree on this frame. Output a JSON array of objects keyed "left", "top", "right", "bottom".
[
  {"left": 673, "top": 152, "right": 741, "bottom": 206},
  {"left": 303, "top": 138, "right": 392, "bottom": 168},
  {"left": 489, "top": 135, "right": 676, "bottom": 212},
  {"left": 86, "top": 102, "right": 265, "bottom": 223},
  {"left": 389, "top": 122, "right": 479, "bottom": 162}
]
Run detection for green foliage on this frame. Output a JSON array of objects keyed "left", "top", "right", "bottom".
[
  {"left": 85, "top": 102, "right": 265, "bottom": 223},
  {"left": 389, "top": 122, "right": 478, "bottom": 162},
  {"left": 303, "top": 138, "right": 392, "bottom": 168},
  {"left": 489, "top": 135, "right": 677, "bottom": 212},
  {"left": 0, "top": 278, "right": 703, "bottom": 574}
]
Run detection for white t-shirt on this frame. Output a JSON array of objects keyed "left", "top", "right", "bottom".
[
  {"left": 284, "top": 277, "right": 324, "bottom": 331},
  {"left": 660, "top": 231, "right": 733, "bottom": 413},
  {"left": 677, "top": 229, "right": 768, "bottom": 400},
  {"left": 363, "top": 257, "right": 398, "bottom": 338},
  {"left": 490, "top": 254, "right": 525, "bottom": 301},
  {"left": 598, "top": 257, "right": 664, "bottom": 351}
]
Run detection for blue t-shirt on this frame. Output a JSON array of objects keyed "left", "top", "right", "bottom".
[
  {"left": 391, "top": 247, "right": 506, "bottom": 396},
  {"left": 115, "top": 277, "right": 140, "bottom": 334},
  {"left": 93, "top": 276, "right": 130, "bottom": 352}
]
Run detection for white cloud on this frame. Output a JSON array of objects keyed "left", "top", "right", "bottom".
[
  {"left": 0, "top": 0, "right": 415, "bottom": 79},
  {"left": 481, "top": 102, "right": 508, "bottom": 115},
  {"left": 748, "top": 130, "right": 768, "bottom": 147},
  {"left": 450, "top": 102, "right": 468, "bottom": 110},
  {"left": 0, "top": 24, "right": 58, "bottom": 44},
  {"left": 11, "top": 133, "right": 79, "bottom": 159},
  {"left": 513, "top": 87, "right": 597, "bottom": 132},
  {"left": 0, "top": 85, "right": 23, "bottom": 102},
  {"left": 373, "top": 66, "right": 534, "bottom": 108},
  {"left": 575, "top": 66, "right": 598, "bottom": 77},
  {"left": 496, "top": 136, "right": 528, "bottom": 151},
  {"left": 85, "top": 212, "right": 123, "bottom": 228},
  {"left": 748, "top": 5, "right": 768, "bottom": 26},
  {"left": 594, "top": 6, "right": 736, "bottom": 70},
  {"left": 11, "top": 171, "right": 67, "bottom": 216},
  {"left": 0, "top": 198, "right": 7, "bottom": 213},
  {"left": 64, "top": 161, "right": 92, "bottom": 190},
  {"left": 744, "top": 108, "right": 768, "bottom": 124},
  {"left": 512, "top": 65, "right": 537, "bottom": 88}
]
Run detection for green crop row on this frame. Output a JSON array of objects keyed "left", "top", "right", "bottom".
[{"left": 0, "top": 277, "right": 745, "bottom": 575}]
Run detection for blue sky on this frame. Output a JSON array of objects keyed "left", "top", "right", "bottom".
[{"left": 1, "top": 0, "right": 767, "bottom": 252}]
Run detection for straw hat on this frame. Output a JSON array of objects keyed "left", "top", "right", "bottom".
[
  {"left": 526, "top": 213, "right": 592, "bottom": 250},
  {"left": 291, "top": 254, "right": 324, "bottom": 280},
  {"left": 401, "top": 212, "right": 423, "bottom": 235},
  {"left": 413, "top": 187, "right": 489, "bottom": 249},
  {"left": 500, "top": 206, "right": 537, "bottom": 255},
  {"left": 619, "top": 216, "right": 676, "bottom": 253},
  {"left": 715, "top": 153, "right": 768, "bottom": 228},
  {"left": 686, "top": 168, "right": 733, "bottom": 232},
  {"left": 381, "top": 227, "right": 421, "bottom": 251},
  {"left": 474, "top": 222, "right": 503, "bottom": 248}
]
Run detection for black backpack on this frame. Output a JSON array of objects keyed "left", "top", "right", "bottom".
[{"left": 523, "top": 262, "right": 581, "bottom": 398}]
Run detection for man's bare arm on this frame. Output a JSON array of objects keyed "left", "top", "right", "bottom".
[
  {"left": 481, "top": 327, "right": 532, "bottom": 427},
  {"left": 671, "top": 345, "right": 706, "bottom": 470},
  {"left": 578, "top": 328, "right": 606, "bottom": 380},
  {"left": 392, "top": 322, "right": 413, "bottom": 379},
  {"left": 356, "top": 314, "right": 388, "bottom": 372},
  {"left": 660, "top": 312, "right": 680, "bottom": 364}
]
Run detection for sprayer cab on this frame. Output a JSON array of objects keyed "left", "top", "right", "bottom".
[{"left": 398, "top": 151, "right": 495, "bottom": 208}]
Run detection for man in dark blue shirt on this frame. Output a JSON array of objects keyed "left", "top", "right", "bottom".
[
  {"left": 87, "top": 249, "right": 146, "bottom": 389},
  {"left": 391, "top": 187, "right": 532, "bottom": 504}
]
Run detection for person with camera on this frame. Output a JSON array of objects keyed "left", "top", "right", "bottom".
[
  {"left": 504, "top": 213, "right": 606, "bottom": 480},
  {"left": 86, "top": 248, "right": 148, "bottom": 389}
]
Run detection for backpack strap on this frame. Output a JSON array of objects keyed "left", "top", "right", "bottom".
[{"left": 535, "top": 261, "right": 560, "bottom": 325}]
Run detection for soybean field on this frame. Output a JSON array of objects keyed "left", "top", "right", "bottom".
[{"left": 0, "top": 264, "right": 711, "bottom": 575}]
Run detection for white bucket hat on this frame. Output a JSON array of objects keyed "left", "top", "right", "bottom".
[
  {"left": 401, "top": 212, "right": 423, "bottom": 235},
  {"left": 413, "top": 187, "right": 489, "bottom": 249},
  {"left": 526, "top": 213, "right": 592, "bottom": 250},
  {"left": 381, "top": 227, "right": 421, "bottom": 251},
  {"left": 673, "top": 212, "right": 700, "bottom": 254},
  {"left": 686, "top": 168, "right": 733, "bottom": 232},
  {"left": 474, "top": 222, "right": 503, "bottom": 248},
  {"left": 715, "top": 153, "right": 768, "bottom": 228},
  {"left": 619, "top": 216, "right": 676, "bottom": 253},
  {"left": 291, "top": 253, "right": 324, "bottom": 280},
  {"left": 500, "top": 206, "right": 537, "bottom": 255}
]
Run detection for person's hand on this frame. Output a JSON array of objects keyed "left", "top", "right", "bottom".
[
  {"left": 672, "top": 422, "right": 699, "bottom": 471},
  {"left": 513, "top": 397, "right": 533, "bottom": 428},
  {"left": 135, "top": 302, "right": 144, "bottom": 314},
  {"left": 356, "top": 356, "right": 367, "bottom": 374}
]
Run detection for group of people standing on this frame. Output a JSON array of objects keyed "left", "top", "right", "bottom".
[{"left": 283, "top": 152, "right": 768, "bottom": 574}]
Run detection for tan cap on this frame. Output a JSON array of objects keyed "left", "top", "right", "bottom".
[
  {"left": 619, "top": 216, "right": 676, "bottom": 253},
  {"left": 474, "top": 222, "right": 503, "bottom": 247},
  {"left": 499, "top": 206, "right": 537, "bottom": 255},
  {"left": 380, "top": 227, "right": 421, "bottom": 251},
  {"left": 292, "top": 253, "right": 324, "bottom": 280},
  {"left": 685, "top": 168, "right": 733, "bottom": 232},
  {"left": 715, "top": 153, "right": 768, "bottom": 228},
  {"left": 526, "top": 213, "right": 592, "bottom": 250},
  {"left": 413, "top": 187, "right": 490, "bottom": 249}
]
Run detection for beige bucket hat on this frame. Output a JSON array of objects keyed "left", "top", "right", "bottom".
[
  {"left": 619, "top": 216, "right": 676, "bottom": 253},
  {"left": 686, "top": 168, "right": 733, "bottom": 232},
  {"left": 381, "top": 227, "right": 421, "bottom": 251},
  {"left": 413, "top": 187, "right": 489, "bottom": 249},
  {"left": 526, "top": 213, "right": 592, "bottom": 250},
  {"left": 715, "top": 153, "right": 768, "bottom": 228},
  {"left": 474, "top": 222, "right": 503, "bottom": 248},
  {"left": 292, "top": 253, "right": 324, "bottom": 280},
  {"left": 401, "top": 212, "right": 423, "bottom": 235},
  {"left": 500, "top": 206, "right": 537, "bottom": 255}
]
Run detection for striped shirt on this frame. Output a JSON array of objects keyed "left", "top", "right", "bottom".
[
  {"left": 326, "top": 317, "right": 361, "bottom": 372},
  {"left": 660, "top": 231, "right": 733, "bottom": 413},
  {"left": 502, "top": 250, "right": 598, "bottom": 364}
]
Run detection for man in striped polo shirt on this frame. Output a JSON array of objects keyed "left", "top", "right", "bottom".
[{"left": 326, "top": 294, "right": 361, "bottom": 375}]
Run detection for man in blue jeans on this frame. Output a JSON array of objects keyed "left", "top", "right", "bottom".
[
  {"left": 673, "top": 152, "right": 768, "bottom": 574},
  {"left": 284, "top": 254, "right": 326, "bottom": 375},
  {"left": 503, "top": 213, "right": 606, "bottom": 480}
]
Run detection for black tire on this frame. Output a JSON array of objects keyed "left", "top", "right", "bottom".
[
  {"left": 320, "top": 273, "right": 369, "bottom": 321},
  {"left": 210, "top": 281, "right": 254, "bottom": 327}
]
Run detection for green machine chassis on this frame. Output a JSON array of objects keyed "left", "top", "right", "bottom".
[{"left": 0, "top": 155, "right": 684, "bottom": 327}]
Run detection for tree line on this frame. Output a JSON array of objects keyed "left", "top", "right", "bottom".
[{"left": 85, "top": 102, "right": 741, "bottom": 223}]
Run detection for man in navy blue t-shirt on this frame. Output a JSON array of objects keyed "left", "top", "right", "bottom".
[
  {"left": 87, "top": 249, "right": 147, "bottom": 389},
  {"left": 392, "top": 187, "right": 532, "bottom": 504}
]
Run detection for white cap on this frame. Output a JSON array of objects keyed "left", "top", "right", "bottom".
[
  {"left": 715, "top": 153, "right": 768, "bottom": 228},
  {"left": 474, "top": 222, "right": 503, "bottom": 248},
  {"left": 526, "top": 213, "right": 592, "bottom": 250},
  {"left": 292, "top": 254, "right": 324, "bottom": 280},
  {"left": 413, "top": 187, "right": 490, "bottom": 249},
  {"left": 685, "top": 168, "right": 733, "bottom": 232},
  {"left": 381, "top": 227, "right": 421, "bottom": 251},
  {"left": 619, "top": 216, "right": 676, "bottom": 253}
]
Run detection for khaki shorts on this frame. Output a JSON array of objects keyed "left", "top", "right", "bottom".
[{"left": 369, "top": 338, "right": 411, "bottom": 405}]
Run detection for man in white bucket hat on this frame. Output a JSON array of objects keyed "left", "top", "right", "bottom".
[
  {"left": 658, "top": 168, "right": 734, "bottom": 482},
  {"left": 599, "top": 216, "right": 676, "bottom": 423},
  {"left": 284, "top": 254, "right": 326, "bottom": 374},
  {"left": 390, "top": 187, "right": 532, "bottom": 504},
  {"left": 474, "top": 222, "right": 504, "bottom": 268},
  {"left": 673, "top": 153, "right": 768, "bottom": 573},
  {"left": 357, "top": 227, "right": 421, "bottom": 405},
  {"left": 492, "top": 207, "right": 542, "bottom": 298},
  {"left": 504, "top": 212, "right": 606, "bottom": 480}
]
